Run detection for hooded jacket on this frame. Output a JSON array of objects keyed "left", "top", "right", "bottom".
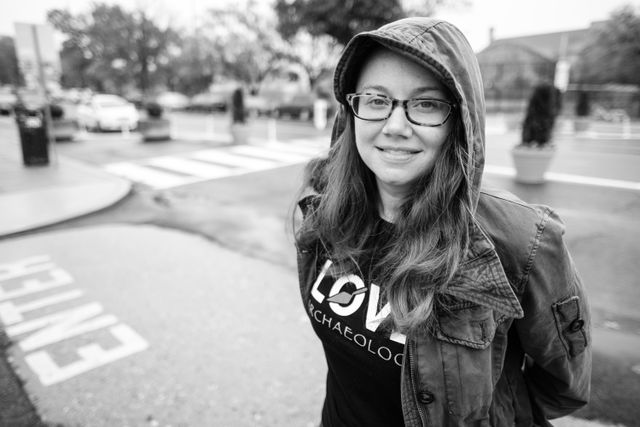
[{"left": 297, "top": 17, "right": 591, "bottom": 426}]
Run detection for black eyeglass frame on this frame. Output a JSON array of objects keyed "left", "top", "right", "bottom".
[{"left": 346, "top": 93, "right": 456, "bottom": 127}]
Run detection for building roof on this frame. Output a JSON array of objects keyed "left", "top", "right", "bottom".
[{"left": 481, "top": 21, "right": 607, "bottom": 61}]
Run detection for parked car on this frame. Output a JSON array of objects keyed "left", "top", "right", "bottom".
[
  {"left": 123, "top": 89, "right": 144, "bottom": 108},
  {"left": 187, "top": 92, "right": 227, "bottom": 112},
  {"left": 245, "top": 93, "right": 271, "bottom": 117},
  {"left": 187, "top": 82, "right": 241, "bottom": 112},
  {"left": 77, "top": 94, "right": 139, "bottom": 131},
  {"left": 154, "top": 91, "right": 189, "bottom": 111},
  {"left": 272, "top": 93, "right": 315, "bottom": 120},
  {"left": 0, "top": 87, "right": 17, "bottom": 115},
  {"left": 592, "top": 104, "right": 630, "bottom": 122},
  {"left": 253, "top": 63, "right": 315, "bottom": 120}
]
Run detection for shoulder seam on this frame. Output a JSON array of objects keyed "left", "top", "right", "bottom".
[
  {"left": 479, "top": 189, "right": 531, "bottom": 209},
  {"left": 518, "top": 206, "right": 553, "bottom": 290}
]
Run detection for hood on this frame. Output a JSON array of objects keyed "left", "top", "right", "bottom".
[{"left": 331, "top": 17, "right": 486, "bottom": 211}]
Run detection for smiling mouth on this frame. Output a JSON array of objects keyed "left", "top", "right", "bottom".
[{"left": 376, "top": 147, "right": 421, "bottom": 154}]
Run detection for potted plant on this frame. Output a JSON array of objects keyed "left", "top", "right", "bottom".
[
  {"left": 511, "top": 84, "right": 561, "bottom": 184},
  {"left": 229, "top": 87, "right": 248, "bottom": 145},
  {"left": 139, "top": 101, "right": 171, "bottom": 142},
  {"left": 573, "top": 90, "right": 591, "bottom": 133}
]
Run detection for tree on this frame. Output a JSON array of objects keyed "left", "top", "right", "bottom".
[
  {"left": 47, "top": 9, "right": 93, "bottom": 88},
  {"left": 275, "top": 0, "right": 404, "bottom": 45},
  {"left": 198, "top": 0, "right": 289, "bottom": 85},
  {"left": 274, "top": 0, "right": 462, "bottom": 46},
  {"left": 0, "top": 36, "right": 23, "bottom": 86},
  {"left": 47, "top": 4, "right": 178, "bottom": 96},
  {"left": 574, "top": 5, "right": 640, "bottom": 86},
  {"left": 162, "top": 35, "right": 215, "bottom": 96},
  {"left": 284, "top": 32, "right": 343, "bottom": 86},
  {"left": 273, "top": 0, "right": 467, "bottom": 84}
]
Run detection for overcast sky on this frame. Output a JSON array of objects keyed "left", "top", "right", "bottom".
[{"left": 2, "top": 0, "right": 639, "bottom": 51}]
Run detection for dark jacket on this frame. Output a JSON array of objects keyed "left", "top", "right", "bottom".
[{"left": 297, "top": 17, "right": 591, "bottom": 426}]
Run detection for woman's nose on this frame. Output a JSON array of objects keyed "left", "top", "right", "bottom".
[{"left": 382, "top": 104, "right": 412, "bottom": 137}]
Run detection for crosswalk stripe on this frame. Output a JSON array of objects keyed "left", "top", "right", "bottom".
[
  {"left": 228, "top": 145, "right": 310, "bottom": 163},
  {"left": 261, "top": 141, "right": 327, "bottom": 157},
  {"left": 145, "top": 156, "right": 236, "bottom": 179},
  {"left": 104, "top": 162, "right": 197, "bottom": 189},
  {"left": 102, "top": 139, "right": 327, "bottom": 189},
  {"left": 188, "top": 149, "right": 281, "bottom": 169}
]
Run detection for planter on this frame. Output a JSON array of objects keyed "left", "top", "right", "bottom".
[
  {"left": 573, "top": 117, "right": 591, "bottom": 133},
  {"left": 138, "top": 118, "right": 171, "bottom": 142},
  {"left": 230, "top": 123, "right": 249, "bottom": 145},
  {"left": 51, "top": 118, "right": 78, "bottom": 141},
  {"left": 511, "top": 145, "right": 556, "bottom": 184}
]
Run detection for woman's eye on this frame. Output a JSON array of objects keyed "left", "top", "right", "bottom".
[
  {"left": 365, "top": 96, "right": 388, "bottom": 107},
  {"left": 415, "top": 100, "right": 438, "bottom": 110}
]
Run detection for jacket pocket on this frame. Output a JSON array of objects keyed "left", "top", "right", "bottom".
[
  {"left": 552, "top": 296, "right": 588, "bottom": 358},
  {"left": 431, "top": 305, "right": 508, "bottom": 421},
  {"left": 435, "top": 304, "right": 497, "bottom": 350}
]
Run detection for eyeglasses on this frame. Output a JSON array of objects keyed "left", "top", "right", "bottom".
[{"left": 346, "top": 93, "right": 455, "bottom": 127}]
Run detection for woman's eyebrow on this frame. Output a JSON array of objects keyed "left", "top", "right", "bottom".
[
  {"left": 357, "top": 84, "right": 448, "bottom": 99},
  {"left": 358, "top": 84, "right": 388, "bottom": 93},
  {"left": 411, "top": 86, "right": 446, "bottom": 96}
]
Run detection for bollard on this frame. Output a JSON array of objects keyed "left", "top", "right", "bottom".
[
  {"left": 268, "top": 117, "right": 277, "bottom": 143},
  {"left": 206, "top": 116, "right": 215, "bottom": 137},
  {"left": 622, "top": 116, "right": 631, "bottom": 139},
  {"left": 314, "top": 99, "right": 328, "bottom": 130}
]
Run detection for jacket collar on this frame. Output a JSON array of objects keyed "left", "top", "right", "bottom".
[{"left": 443, "top": 220, "right": 524, "bottom": 319}]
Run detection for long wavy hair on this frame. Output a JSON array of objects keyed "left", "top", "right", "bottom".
[{"left": 295, "top": 111, "right": 474, "bottom": 336}]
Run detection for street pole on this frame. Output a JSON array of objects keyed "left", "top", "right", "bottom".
[{"left": 31, "top": 24, "right": 57, "bottom": 166}]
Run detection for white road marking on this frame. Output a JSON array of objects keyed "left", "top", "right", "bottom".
[
  {"left": 484, "top": 165, "right": 640, "bottom": 191},
  {"left": 9, "top": 303, "right": 119, "bottom": 352},
  {"left": 189, "top": 149, "right": 280, "bottom": 169},
  {"left": 25, "top": 323, "right": 149, "bottom": 386},
  {"left": 263, "top": 140, "right": 328, "bottom": 156},
  {"left": 146, "top": 156, "right": 236, "bottom": 179},
  {"left": 0, "top": 289, "right": 84, "bottom": 326},
  {"left": 553, "top": 416, "right": 629, "bottom": 427},
  {"left": 228, "top": 145, "right": 310, "bottom": 163},
  {"left": 0, "top": 268, "right": 73, "bottom": 302},
  {"left": 101, "top": 141, "right": 323, "bottom": 189},
  {"left": 101, "top": 139, "right": 328, "bottom": 189},
  {"left": 104, "top": 162, "right": 197, "bottom": 189},
  {"left": 1, "top": 256, "right": 149, "bottom": 386},
  {"left": 171, "top": 131, "right": 232, "bottom": 144},
  {"left": 0, "top": 255, "right": 54, "bottom": 282}
]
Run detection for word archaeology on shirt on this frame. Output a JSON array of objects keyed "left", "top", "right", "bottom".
[{"left": 308, "top": 259, "right": 406, "bottom": 367}]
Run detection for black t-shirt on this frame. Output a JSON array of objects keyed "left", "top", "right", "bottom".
[{"left": 305, "top": 220, "right": 406, "bottom": 427}]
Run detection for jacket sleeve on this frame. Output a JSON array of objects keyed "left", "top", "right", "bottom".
[{"left": 515, "top": 208, "right": 591, "bottom": 420}]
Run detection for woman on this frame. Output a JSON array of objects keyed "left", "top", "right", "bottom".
[{"left": 294, "top": 17, "right": 591, "bottom": 427}]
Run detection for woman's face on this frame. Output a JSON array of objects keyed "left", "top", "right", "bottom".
[{"left": 354, "top": 49, "right": 453, "bottom": 199}]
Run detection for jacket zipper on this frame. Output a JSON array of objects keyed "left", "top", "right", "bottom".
[{"left": 408, "top": 341, "right": 428, "bottom": 426}]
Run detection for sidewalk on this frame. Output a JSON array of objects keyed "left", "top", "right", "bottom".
[{"left": 0, "top": 148, "right": 131, "bottom": 238}]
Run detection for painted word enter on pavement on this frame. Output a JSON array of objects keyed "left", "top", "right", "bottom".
[{"left": 0, "top": 255, "right": 148, "bottom": 386}]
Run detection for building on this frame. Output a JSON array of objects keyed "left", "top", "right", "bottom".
[{"left": 476, "top": 22, "right": 616, "bottom": 115}]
